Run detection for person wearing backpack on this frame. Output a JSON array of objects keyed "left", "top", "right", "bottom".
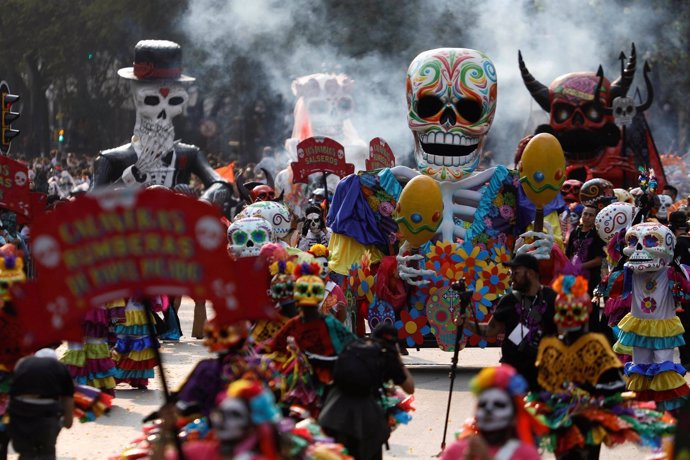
[{"left": 318, "top": 323, "right": 414, "bottom": 460}]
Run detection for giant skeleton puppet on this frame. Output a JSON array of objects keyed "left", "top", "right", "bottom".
[
  {"left": 93, "top": 40, "right": 233, "bottom": 210},
  {"left": 275, "top": 73, "right": 368, "bottom": 217},
  {"left": 328, "top": 49, "right": 555, "bottom": 350},
  {"left": 518, "top": 44, "right": 666, "bottom": 189}
]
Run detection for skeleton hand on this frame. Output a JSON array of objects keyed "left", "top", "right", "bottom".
[
  {"left": 397, "top": 250, "right": 436, "bottom": 286},
  {"left": 122, "top": 122, "right": 174, "bottom": 185},
  {"left": 515, "top": 221, "right": 555, "bottom": 260}
]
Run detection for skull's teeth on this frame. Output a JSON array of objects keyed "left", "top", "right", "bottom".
[
  {"left": 421, "top": 132, "right": 479, "bottom": 146},
  {"left": 420, "top": 151, "right": 471, "bottom": 167}
]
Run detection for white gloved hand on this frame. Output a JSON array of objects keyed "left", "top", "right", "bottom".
[
  {"left": 396, "top": 251, "right": 436, "bottom": 286},
  {"left": 515, "top": 221, "right": 555, "bottom": 260}
]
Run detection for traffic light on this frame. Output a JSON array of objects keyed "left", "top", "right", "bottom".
[
  {"left": 0, "top": 81, "right": 20, "bottom": 154},
  {"left": 58, "top": 129, "right": 65, "bottom": 143}
]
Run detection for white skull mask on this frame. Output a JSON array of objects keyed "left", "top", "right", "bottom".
[
  {"left": 595, "top": 202, "right": 638, "bottom": 243},
  {"left": 315, "top": 256, "right": 329, "bottom": 280},
  {"left": 227, "top": 217, "right": 274, "bottom": 258},
  {"left": 236, "top": 201, "right": 292, "bottom": 240},
  {"left": 406, "top": 48, "right": 497, "bottom": 181},
  {"left": 475, "top": 388, "right": 514, "bottom": 432},
  {"left": 132, "top": 81, "right": 188, "bottom": 149},
  {"left": 212, "top": 397, "right": 250, "bottom": 442},
  {"left": 612, "top": 96, "right": 635, "bottom": 128},
  {"left": 291, "top": 73, "right": 354, "bottom": 139},
  {"left": 623, "top": 223, "right": 675, "bottom": 272},
  {"left": 657, "top": 194, "right": 673, "bottom": 221}
]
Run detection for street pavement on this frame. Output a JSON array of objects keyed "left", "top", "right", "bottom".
[{"left": 24, "top": 298, "right": 678, "bottom": 459}]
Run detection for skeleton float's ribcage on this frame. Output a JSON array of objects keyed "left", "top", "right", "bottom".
[{"left": 144, "top": 167, "right": 177, "bottom": 188}]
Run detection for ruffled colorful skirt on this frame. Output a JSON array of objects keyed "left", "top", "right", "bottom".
[
  {"left": 61, "top": 306, "right": 117, "bottom": 395},
  {"left": 113, "top": 306, "right": 158, "bottom": 388},
  {"left": 526, "top": 391, "right": 676, "bottom": 455},
  {"left": 615, "top": 313, "right": 690, "bottom": 410}
]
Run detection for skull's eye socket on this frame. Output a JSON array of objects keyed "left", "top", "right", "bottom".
[
  {"left": 231, "top": 231, "right": 248, "bottom": 245},
  {"left": 144, "top": 96, "right": 161, "bottom": 106},
  {"left": 297, "top": 285, "right": 308, "bottom": 294},
  {"left": 308, "top": 100, "right": 329, "bottom": 115},
  {"left": 168, "top": 96, "right": 185, "bottom": 106},
  {"left": 572, "top": 307, "right": 582, "bottom": 316},
  {"left": 584, "top": 103, "right": 603, "bottom": 122},
  {"left": 417, "top": 95, "right": 444, "bottom": 118},
  {"left": 615, "top": 107, "right": 623, "bottom": 115},
  {"left": 311, "top": 286, "right": 324, "bottom": 296},
  {"left": 493, "top": 401, "right": 508, "bottom": 409},
  {"left": 627, "top": 235, "right": 638, "bottom": 247},
  {"left": 251, "top": 230, "right": 267, "bottom": 244},
  {"left": 338, "top": 97, "right": 353, "bottom": 112},
  {"left": 626, "top": 106, "right": 634, "bottom": 114},
  {"left": 455, "top": 98, "right": 482, "bottom": 123},
  {"left": 553, "top": 104, "right": 573, "bottom": 123},
  {"left": 643, "top": 234, "right": 659, "bottom": 248}
]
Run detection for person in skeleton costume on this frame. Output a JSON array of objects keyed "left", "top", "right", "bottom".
[
  {"left": 298, "top": 205, "right": 331, "bottom": 251},
  {"left": 531, "top": 275, "right": 674, "bottom": 459},
  {"left": 441, "top": 364, "right": 543, "bottom": 460},
  {"left": 307, "top": 244, "right": 347, "bottom": 323},
  {"left": 92, "top": 40, "right": 232, "bottom": 211},
  {"left": 328, "top": 48, "right": 558, "bottom": 350},
  {"left": 518, "top": 44, "right": 666, "bottom": 189},
  {"left": 267, "top": 263, "right": 355, "bottom": 387},
  {"left": 613, "top": 222, "right": 690, "bottom": 410}
]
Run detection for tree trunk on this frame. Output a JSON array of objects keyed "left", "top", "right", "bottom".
[{"left": 24, "top": 50, "right": 50, "bottom": 157}]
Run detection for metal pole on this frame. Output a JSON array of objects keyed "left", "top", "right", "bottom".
[{"left": 438, "top": 280, "right": 472, "bottom": 455}]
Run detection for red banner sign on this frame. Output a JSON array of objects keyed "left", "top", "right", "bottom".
[
  {"left": 11, "top": 187, "right": 275, "bottom": 349},
  {"left": 366, "top": 137, "right": 396, "bottom": 170},
  {"left": 0, "top": 155, "right": 30, "bottom": 217},
  {"left": 291, "top": 137, "right": 354, "bottom": 184}
]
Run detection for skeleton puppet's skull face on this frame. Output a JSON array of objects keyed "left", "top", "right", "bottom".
[
  {"left": 407, "top": 48, "right": 497, "bottom": 181},
  {"left": 657, "top": 194, "right": 673, "bottom": 221},
  {"left": 132, "top": 81, "right": 188, "bottom": 140},
  {"left": 475, "top": 388, "right": 514, "bottom": 432},
  {"left": 227, "top": 217, "right": 274, "bottom": 258},
  {"left": 612, "top": 96, "right": 635, "bottom": 128},
  {"left": 623, "top": 223, "right": 675, "bottom": 272},
  {"left": 270, "top": 273, "right": 295, "bottom": 302},
  {"left": 554, "top": 292, "right": 591, "bottom": 332},
  {"left": 212, "top": 397, "right": 250, "bottom": 442},
  {"left": 291, "top": 73, "right": 354, "bottom": 138}
]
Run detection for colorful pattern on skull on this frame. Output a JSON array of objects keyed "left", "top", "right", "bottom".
[
  {"left": 406, "top": 48, "right": 497, "bottom": 181},
  {"left": 227, "top": 217, "right": 274, "bottom": 258},
  {"left": 623, "top": 223, "right": 675, "bottom": 272}
]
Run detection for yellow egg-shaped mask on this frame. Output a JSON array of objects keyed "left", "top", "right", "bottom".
[
  {"left": 518, "top": 133, "right": 566, "bottom": 208},
  {"left": 394, "top": 175, "right": 443, "bottom": 248}
]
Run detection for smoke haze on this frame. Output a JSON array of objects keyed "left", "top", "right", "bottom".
[{"left": 181, "top": 0, "right": 675, "bottom": 166}]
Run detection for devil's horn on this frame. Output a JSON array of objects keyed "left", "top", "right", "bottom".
[
  {"left": 260, "top": 167, "right": 275, "bottom": 189},
  {"left": 636, "top": 61, "right": 654, "bottom": 113},
  {"left": 518, "top": 50, "right": 550, "bottom": 112},
  {"left": 610, "top": 43, "right": 636, "bottom": 100},
  {"left": 593, "top": 66, "right": 611, "bottom": 115}
]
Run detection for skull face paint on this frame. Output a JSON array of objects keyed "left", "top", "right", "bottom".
[
  {"left": 406, "top": 48, "right": 497, "bottom": 181},
  {"left": 212, "top": 397, "right": 250, "bottom": 442},
  {"left": 475, "top": 388, "right": 514, "bottom": 432},
  {"left": 623, "top": 223, "right": 675, "bottom": 272},
  {"left": 657, "top": 194, "right": 673, "bottom": 221}
]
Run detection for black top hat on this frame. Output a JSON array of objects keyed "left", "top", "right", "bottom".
[{"left": 118, "top": 40, "right": 195, "bottom": 82}]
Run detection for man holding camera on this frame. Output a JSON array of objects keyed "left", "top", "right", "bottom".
[{"left": 464, "top": 254, "right": 557, "bottom": 391}]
